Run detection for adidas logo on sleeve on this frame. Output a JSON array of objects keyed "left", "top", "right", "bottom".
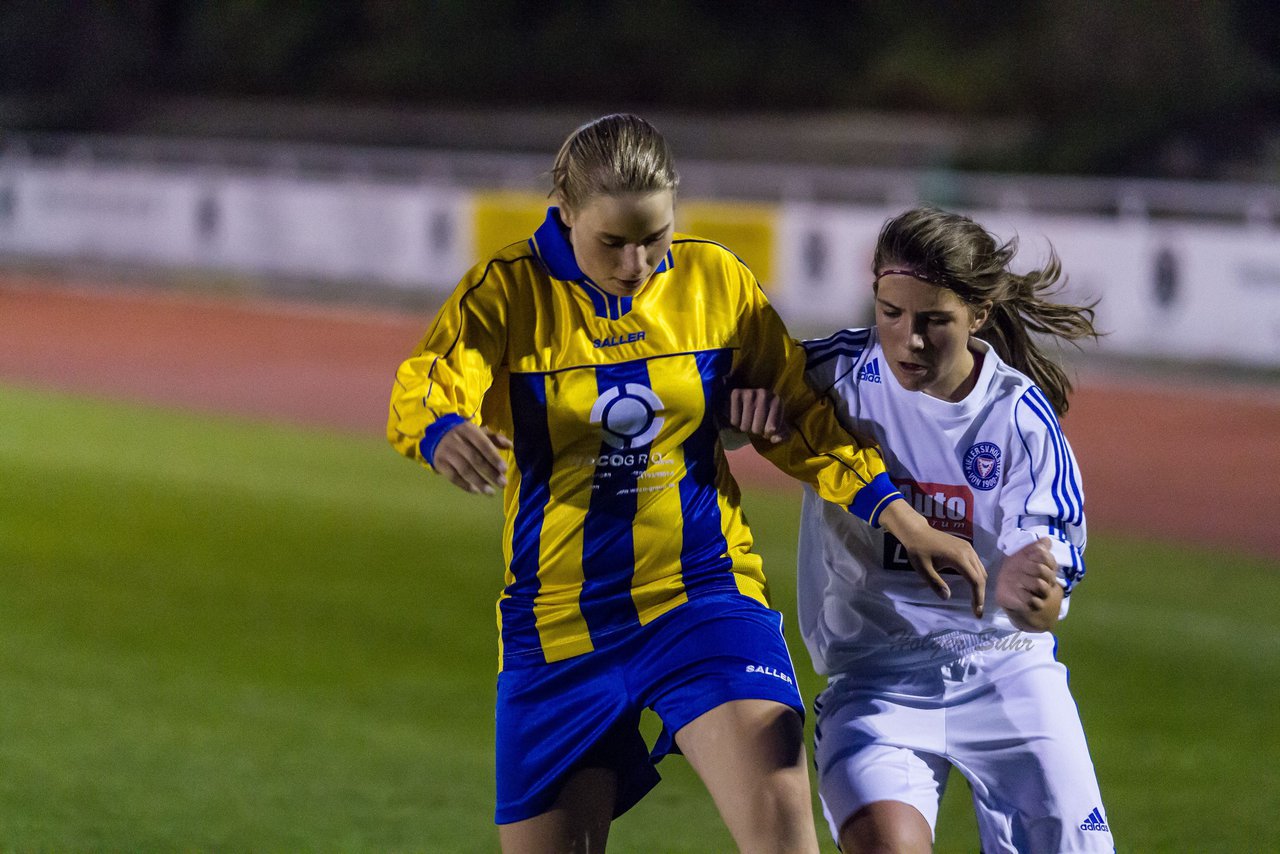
[
  {"left": 1079, "top": 807, "right": 1110, "bottom": 832},
  {"left": 857, "top": 358, "right": 883, "bottom": 384}
]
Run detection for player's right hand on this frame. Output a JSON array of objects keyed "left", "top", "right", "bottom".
[
  {"left": 432, "top": 421, "right": 512, "bottom": 496},
  {"left": 994, "top": 537, "right": 1062, "bottom": 632},
  {"left": 723, "top": 387, "right": 791, "bottom": 444},
  {"left": 879, "top": 500, "right": 987, "bottom": 617}
]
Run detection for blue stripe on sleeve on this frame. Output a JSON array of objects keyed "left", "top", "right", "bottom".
[
  {"left": 1031, "top": 386, "right": 1084, "bottom": 521},
  {"left": 1066, "top": 544, "right": 1086, "bottom": 590},
  {"left": 1045, "top": 389, "right": 1083, "bottom": 522},
  {"left": 803, "top": 328, "right": 872, "bottom": 370},
  {"left": 1060, "top": 527, "right": 1086, "bottom": 590},
  {"left": 579, "top": 362, "right": 649, "bottom": 640},
  {"left": 502, "top": 373, "right": 554, "bottom": 668},
  {"left": 1022, "top": 390, "right": 1066, "bottom": 520},
  {"left": 1019, "top": 388, "right": 1084, "bottom": 525},
  {"left": 678, "top": 349, "right": 738, "bottom": 599}
]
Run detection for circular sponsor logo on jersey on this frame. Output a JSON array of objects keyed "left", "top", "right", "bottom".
[
  {"left": 963, "top": 442, "right": 1001, "bottom": 490},
  {"left": 589, "top": 383, "right": 665, "bottom": 450}
]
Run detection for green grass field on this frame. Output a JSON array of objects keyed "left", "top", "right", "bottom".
[{"left": 2, "top": 384, "right": 1278, "bottom": 852}]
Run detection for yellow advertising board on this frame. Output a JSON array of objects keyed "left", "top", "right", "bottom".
[
  {"left": 472, "top": 191, "right": 549, "bottom": 257},
  {"left": 679, "top": 200, "right": 778, "bottom": 290}
]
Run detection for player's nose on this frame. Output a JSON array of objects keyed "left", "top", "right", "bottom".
[{"left": 618, "top": 245, "right": 646, "bottom": 277}]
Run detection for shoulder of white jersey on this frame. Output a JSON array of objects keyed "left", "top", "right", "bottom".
[
  {"left": 803, "top": 327, "right": 874, "bottom": 369},
  {"left": 802, "top": 327, "right": 874, "bottom": 389},
  {"left": 982, "top": 351, "right": 1037, "bottom": 402}
]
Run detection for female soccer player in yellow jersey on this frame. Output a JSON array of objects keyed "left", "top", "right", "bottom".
[{"left": 388, "top": 114, "right": 984, "bottom": 853}]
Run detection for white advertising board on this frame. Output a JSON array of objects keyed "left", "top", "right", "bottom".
[
  {"left": 2, "top": 156, "right": 1277, "bottom": 365},
  {"left": 774, "top": 203, "right": 889, "bottom": 334},
  {"left": 211, "top": 177, "right": 471, "bottom": 290},
  {"left": 979, "top": 212, "right": 1280, "bottom": 365},
  {"left": 0, "top": 165, "right": 201, "bottom": 264}
]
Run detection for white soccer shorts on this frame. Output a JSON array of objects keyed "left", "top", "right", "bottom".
[{"left": 813, "top": 644, "right": 1114, "bottom": 853}]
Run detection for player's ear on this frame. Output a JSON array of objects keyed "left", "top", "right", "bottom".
[{"left": 969, "top": 302, "right": 991, "bottom": 333}]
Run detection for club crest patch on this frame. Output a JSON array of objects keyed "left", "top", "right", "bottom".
[{"left": 963, "top": 442, "right": 1001, "bottom": 490}]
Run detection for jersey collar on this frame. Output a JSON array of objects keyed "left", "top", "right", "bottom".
[{"left": 528, "top": 207, "right": 674, "bottom": 321}]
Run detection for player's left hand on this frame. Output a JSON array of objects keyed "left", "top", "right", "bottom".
[
  {"left": 995, "top": 537, "right": 1063, "bottom": 633},
  {"left": 723, "top": 387, "right": 791, "bottom": 444},
  {"left": 880, "top": 500, "right": 986, "bottom": 618}
]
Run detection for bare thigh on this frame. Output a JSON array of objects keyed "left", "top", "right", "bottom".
[
  {"left": 498, "top": 767, "right": 617, "bottom": 854},
  {"left": 675, "top": 698, "right": 820, "bottom": 854}
]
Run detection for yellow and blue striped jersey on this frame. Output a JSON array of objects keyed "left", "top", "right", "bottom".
[{"left": 389, "top": 208, "right": 900, "bottom": 670}]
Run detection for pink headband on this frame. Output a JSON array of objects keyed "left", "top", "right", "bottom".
[{"left": 875, "top": 268, "right": 949, "bottom": 287}]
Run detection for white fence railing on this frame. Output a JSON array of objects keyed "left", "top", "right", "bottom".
[{"left": 2, "top": 133, "right": 1279, "bottom": 366}]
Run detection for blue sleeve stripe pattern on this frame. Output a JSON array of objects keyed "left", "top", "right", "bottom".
[
  {"left": 1018, "top": 388, "right": 1084, "bottom": 526},
  {"left": 502, "top": 373, "right": 555, "bottom": 668},
  {"left": 578, "top": 361, "right": 650, "bottom": 642},
  {"left": 804, "top": 328, "right": 872, "bottom": 370},
  {"left": 848, "top": 472, "right": 903, "bottom": 527},
  {"left": 678, "top": 349, "right": 739, "bottom": 599},
  {"left": 419, "top": 413, "right": 467, "bottom": 466},
  {"left": 1048, "top": 520, "right": 1087, "bottom": 591}
]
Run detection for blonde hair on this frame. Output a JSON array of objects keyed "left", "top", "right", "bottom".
[
  {"left": 550, "top": 114, "right": 679, "bottom": 213},
  {"left": 874, "top": 207, "right": 1098, "bottom": 415}
]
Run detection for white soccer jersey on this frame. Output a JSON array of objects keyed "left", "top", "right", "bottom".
[{"left": 797, "top": 327, "right": 1086, "bottom": 676}]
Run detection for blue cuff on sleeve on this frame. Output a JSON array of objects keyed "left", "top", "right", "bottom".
[
  {"left": 848, "top": 472, "right": 903, "bottom": 527},
  {"left": 1060, "top": 546, "right": 1086, "bottom": 594},
  {"left": 418, "top": 413, "right": 467, "bottom": 467}
]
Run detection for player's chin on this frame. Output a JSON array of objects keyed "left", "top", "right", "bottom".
[
  {"left": 889, "top": 366, "right": 931, "bottom": 391},
  {"left": 612, "top": 276, "right": 648, "bottom": 293}
]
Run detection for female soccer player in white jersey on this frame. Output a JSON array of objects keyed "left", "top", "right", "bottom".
[
  {"left": 388, "top": 118, "right": 983, "bottom": 852},
  {"left": 732, "top": 206, "right": 1113, "bottom": 853}
]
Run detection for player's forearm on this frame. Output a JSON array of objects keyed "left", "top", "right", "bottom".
[
  {"left": 755, "top": 411, "right": 895, "bottom": 516},
  {"left": 878, "top": 498, "right": 935, "bottom": 540}
]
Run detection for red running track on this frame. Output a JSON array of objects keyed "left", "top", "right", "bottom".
[{"left": 4, "top": 275, "right": 1278, "bottom": 558}]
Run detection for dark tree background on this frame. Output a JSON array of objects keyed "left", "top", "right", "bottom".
[{"left": 1, "top": 0, "right": 1277, "bottom": 179}]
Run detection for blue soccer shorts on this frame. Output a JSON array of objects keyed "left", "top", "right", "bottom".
[{"left": 493, "top": 593, "right": 805, "bottom": 825}]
